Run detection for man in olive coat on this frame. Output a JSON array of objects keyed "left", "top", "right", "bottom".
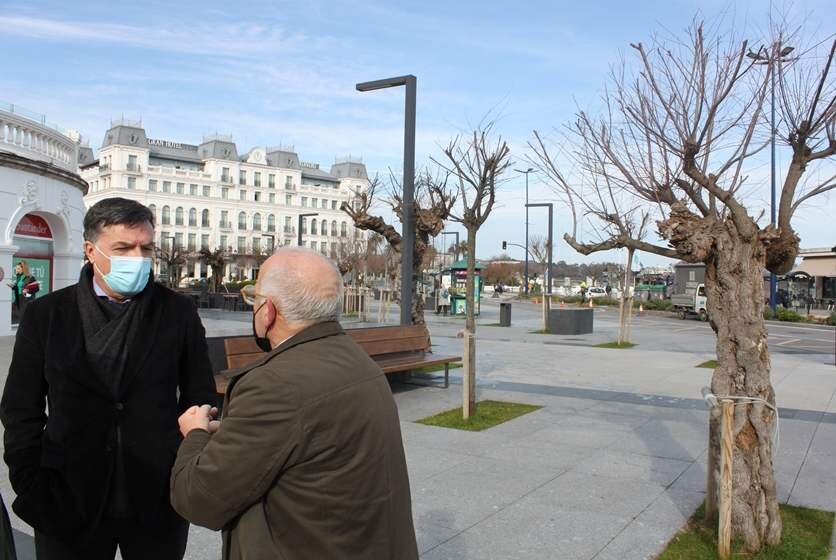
[
  {"left": 171, "top": 247, "right": 418, "bottom": 560},
  {"left": 1, "top": 198, "right": 217, "bottom": 559}
]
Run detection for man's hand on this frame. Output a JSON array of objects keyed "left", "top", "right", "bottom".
[{"left": 179, "top": 405, "right": 219, "bottom": 437}]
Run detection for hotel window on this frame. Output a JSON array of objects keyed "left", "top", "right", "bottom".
[
  {"left": 222, "top": 188, "right": 229, "bottom": 200},
  {"left": 221, "top": 167, "right": 230, "bottom": 182},
  {"left": 220, "top": 235, "right": 228, "bottom": 250},
  {"left": 127, "top": 155, "right": 138, "bottom": 171},
  {"left": 201, "top": 209, "right": 210, "bottom": 227},
  {"left": 176, "top": 183, "right": 185, "bottom": 195},
  {"left": 254, "top": 192, "right": 261, "bottom": 202},
  {"left": 268, "top": 174, "right": 275, "bottom": 189},
  {"left": 284, "top": 216, "right": 292, "bottom": 232},
  {"left": 237, "top": 237, "right": 246, "bottom": 254},
  {"left": 269, "top": 193, "right": 276, "bottom": 204},
  {"left": 340, "top": 222, "right": 347, "bottom": 237},
  {"left": 332, "top": 200, "right": 339, "bottom": 210},
  {"left": 148, "top": 205, "right": 157, "bottom": 221},
  {"left": 285, "top": 194, "right": 292, "bottom": 205},
  {"left": 301, "top": 219, "right": 307, "bottom": 234},
  {"left": 239, "top": 190, "right": 246, "bottom": 201},
  {"left": 311, "top": 219, "right": 318, "bottom": 235},
  {"left": 175, "top": 207, "right": 184, "bottom": 226},
  {"left": 201, "top": 234, "right": 210, "bottom": 250},
  {"left": 127, "top": 177, "right": 136, "bottom": 189},
  {"left": 238, "top": 212, "right": 247, "bottom": 230},
  {"left": 202, "top": 185, "right": 211, "bottom": 197},
  {"left": 285, "top": 176, "right": 292, "bottom": 187},
  {"left": 190, "top": 184, "right": 198, "bottom": 196},
  {"left": 239, "top": 170, "right": 246, "bottom": 185},
  {"left": 163, "top": 181, "right": 171, "bottom": 193},
  {"left": 267, "top": 215, "right": 275, "bottom": 232},
  {"left": 301, "top": 197, "right": 308, "bottom": 207},
  {"left": 162, "top": 206, "right": 171, "bottom": 225},
  {"left": 254, "top": 172, "right": 261, "bottom": 187},
  {"left": 188, "top": 233, "right": 196, "bottom": 251},
  {"left": 148, "top": 179, "right": 157, "bottom": 192},
  {"left": 320, "top": 242, "right": 327, "bottom": 254},
  {"left": 253, "top": 237, "right": 261, "bottom": 253},
  {"left": 221, "top": 211, "right": 229, "bottom": 228},
  {"left": 331, "top": 221, "right": 337, "bottom": 236},
  {"left": 252, "top": 213, "right": 262, "bottom": 231},
  {"left": 312, "top": 198, "right": 318, "bottom": 209},
  {"left": 310, "top": 241, "right": 316, "bottom": 250},
  {"left": 188, "top": 208, "right": 197, "bottom": 226},
  {"left": 175, "top": 233, "right": 184, "bottom": 250}
]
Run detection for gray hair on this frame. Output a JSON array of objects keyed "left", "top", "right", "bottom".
[{"left": 261, "top": 247, "right": 343, "bottom": 328}]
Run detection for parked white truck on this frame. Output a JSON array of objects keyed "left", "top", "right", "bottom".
[{"left": 671, "top": 263, "right": 709, "bottom": 321}]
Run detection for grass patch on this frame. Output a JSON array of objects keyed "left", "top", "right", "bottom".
[
  {"left": 696, "top": 360, "right": 718, "bottom": 369},
  {"left": 482, "top": 322, "right": 505, "bottom": 327},
  {"left": 593, "top": 341, "right": 637, "bottom": 349},
  {"left": 529, "top": 329, "right": 549, "bottom": 334},
  {"left": 415, "top": 400, "right": 542, "bottom": 432},
  {"left": 412, "top": 362, "right": 462, "bottom": 374},
  {"left": 658, "top": 502, "right": 834, "bottom": 560}
]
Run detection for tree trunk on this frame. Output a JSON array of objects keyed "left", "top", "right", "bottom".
[
  {"left": 463, "top": 228, "right": 477, "bottom": 417},
  {"left": 705, "top": 233, "right": 782, "bottom": 552},
  {"left": 618, "top": 248, "right": 635, "bottom": 344}
]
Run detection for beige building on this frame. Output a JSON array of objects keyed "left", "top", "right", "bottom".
[{"left": 80, "top": 120, "right": 368, "bottom": 283}]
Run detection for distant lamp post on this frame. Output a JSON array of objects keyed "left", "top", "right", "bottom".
[
  {"left": 515, "top": 168, "right": 536, "bottom": 294},
  {"left": 526, "top": 203, "right": 554, "bottom": 331},
  {"left": 357, "top": 75, "right": 417, "bottom": 326},
  {"left": 747, "top": 43, "right": 795, "bottom": 312},
  {"left": 298, "top": 213, "right": 318, "bottom": 247}
]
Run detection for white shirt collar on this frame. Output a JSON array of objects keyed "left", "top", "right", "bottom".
[{"left": 93, "top": 277, "right": 131, "bottom": 303}]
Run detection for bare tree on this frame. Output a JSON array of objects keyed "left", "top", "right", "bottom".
[
  {"left": 531, "top": 21, "right": 835, "bottom": 550},
  {"left": 529, "top": 234, "right": 552, "bottom": 330},
  {"left": 198, "top": 247, "right": 229, "bottom": 293},
  {"left": 156, "top": 244, "right": 190, "bottom": 288},
  {"left": 436, "top": 123, "right": 512, "bottom": 418},
  {"left": 342, "top": 170, "right": 456, "bottom": 325}
]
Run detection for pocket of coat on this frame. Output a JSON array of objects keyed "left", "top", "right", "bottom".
[{"left": 11, "top": 469, "right": 86, "bottom": 536}]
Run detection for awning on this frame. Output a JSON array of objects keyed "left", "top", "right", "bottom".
[{"left": 795, "top": 256, "right": 836, "bottom": 278}]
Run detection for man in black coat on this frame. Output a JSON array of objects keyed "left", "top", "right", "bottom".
[{"left": 0, "top": 198, "right": 217, "bottom": 559}]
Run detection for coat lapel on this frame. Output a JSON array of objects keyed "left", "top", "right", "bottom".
[
  {"left": 117, "top": 284, "right": 165, "bottom": 398},
  {"left": 54, "top": 290, "right": 113, "bottom": 399}
]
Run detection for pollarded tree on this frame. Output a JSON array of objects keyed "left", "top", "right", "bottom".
[
  {"left": 531, "top": 21, "right": 835, "bottom": 551},
  {"left": 342, "top": 170, "right": 456, "bottom": 326}
]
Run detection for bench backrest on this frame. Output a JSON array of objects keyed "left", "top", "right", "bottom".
[{"left": 207, "top": 324, "right": 430, "bottom": 373}]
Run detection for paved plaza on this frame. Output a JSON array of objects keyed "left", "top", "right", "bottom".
[{"left": 2, "top": 298, "right": 835, "bottom": 559}]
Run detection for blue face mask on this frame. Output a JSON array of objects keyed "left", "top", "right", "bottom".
[{"left": 94, "top": 245, "right": 152, "bottom": 297}]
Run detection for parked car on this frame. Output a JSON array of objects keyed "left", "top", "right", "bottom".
[{"left": 587, "top": 286, "right": 608, "bottom": 299}]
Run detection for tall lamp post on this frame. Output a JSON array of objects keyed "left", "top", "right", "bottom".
[
  {"left": 357, "top": 75, "right": 417, "bottom": 326},
  {"left": 165, "top": 235, "right": 176, "bottom": 288},
  {"left": 747, "top": 43, "right": 795, "bottom": 312},
  {"left": 526, "top": 203, "right": 554, "bottom": 331},
  {"left": 515, "top": 168, "right": 535, "bottom": 294},
  {"left": 297, "top": 213, "right": 318, "bottom": 247}
]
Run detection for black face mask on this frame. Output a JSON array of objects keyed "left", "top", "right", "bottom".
[{"left": 252, "top": 301, "right": 272, "bottom": 353}]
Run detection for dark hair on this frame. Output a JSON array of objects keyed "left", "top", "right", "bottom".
[{"left": 83, "top": 198, "right": 155, "bottom": 242}]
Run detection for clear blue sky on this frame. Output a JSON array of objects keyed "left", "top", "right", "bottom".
[{"left": 1, "top": 0, "right": 833, "bottom": 265}]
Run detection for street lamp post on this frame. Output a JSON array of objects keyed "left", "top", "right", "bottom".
[
  {"left": 165, "top": 235, "right": 176, "bottom": 288},
  {"left": 515, "top": 168, "right": 535, "bottom": 294},
  {"left": 526, "top": 203, "right": 554, "bottom": 331},
  {"left": 297, "top": 213, "right": 318, "bottom": 247},
  {"left": 747, "top": 43, "right": 795, "bottom": 312},
  {"left": 357, "top": 75, "right": 417, "bottom": 326}
]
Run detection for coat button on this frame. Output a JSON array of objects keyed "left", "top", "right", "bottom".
[{"left": 115, "top": 402, "right": 124, "bottom": 411}]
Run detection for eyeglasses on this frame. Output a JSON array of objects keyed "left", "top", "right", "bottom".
[{"left": 240, "top": 284, "right": 269, "bottom": 306}]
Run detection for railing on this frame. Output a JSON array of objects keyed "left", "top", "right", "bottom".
[
  {"left": 219, "top": 222, "right": 232, "bottom": 230},
  {"left": 0, "top": 106, "right": 78, "bottom": 172},
  {"left": 285, "top": 184, "right": 297, "bottom": 191},
  {"left": 99, "top": 164, "right": 111, "bottom": 174},
  {"left": 126, "top": 163, "right": 141, "bottom": 173},
  {"left": 220, "top": 175, "right": 232, "bottom": 184},
  {"left": 283, "top": 226, "right": 296, "bottom": 234}
]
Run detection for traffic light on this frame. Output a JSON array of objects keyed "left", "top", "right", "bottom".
[{"left": 502, "top": 241, "right": 507, "bottom": 250}]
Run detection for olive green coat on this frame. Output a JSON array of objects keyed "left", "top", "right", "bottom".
[{"left": 171, "top": 321, "right": 418, "bottom": 560}]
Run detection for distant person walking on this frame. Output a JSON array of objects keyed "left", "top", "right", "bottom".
[
  {"left": 7, "top": 261, "right": 38, "bottom": 323},
  {"left": 438, "top": 285, "right": 450, "bottom": 316}
]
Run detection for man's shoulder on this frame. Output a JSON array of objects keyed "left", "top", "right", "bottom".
[{"left": 152, "top": 282, "right": 198, "bottom": 311}]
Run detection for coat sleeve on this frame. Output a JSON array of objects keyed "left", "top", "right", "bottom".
[
  {"left": 0, "top": 302, "right": 47, "bottom": 494},
  {"left": 177, "top": 299, "right": 218, "bottom": 411},
  {"left": 170, "top": 370, "right": 301, "bottom": 530}
]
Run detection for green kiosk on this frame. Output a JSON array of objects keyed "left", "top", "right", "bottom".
[{"left": 442, "top": 259, "right": 485, "bottom": 316}]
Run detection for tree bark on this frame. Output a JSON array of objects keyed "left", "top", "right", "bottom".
[
  {"left": 463, "top": 228, "right": 478, "bottom": 416},
  {"left": 704, "top": 228, "right": 782, "bottom": 551}
]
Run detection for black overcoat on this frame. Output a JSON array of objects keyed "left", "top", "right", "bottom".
[{"left": 0, "top": 281, "right": 217, "bottom": 537}]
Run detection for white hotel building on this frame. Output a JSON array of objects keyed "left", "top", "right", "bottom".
[{"left": 80, "top": 120, "right": 368, "bottom": 283}]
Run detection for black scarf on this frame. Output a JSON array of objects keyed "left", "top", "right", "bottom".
[{"left": 76, "top": 263, "right": 154, "bottom": 518}]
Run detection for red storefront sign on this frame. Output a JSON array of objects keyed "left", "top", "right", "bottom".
[{"left": 14, "top": 214, "right": 53, "bottom": 239}]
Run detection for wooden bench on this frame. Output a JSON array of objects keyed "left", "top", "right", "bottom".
[{"left": 207, "top": 324, "right": 461, "bottom": 395}]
